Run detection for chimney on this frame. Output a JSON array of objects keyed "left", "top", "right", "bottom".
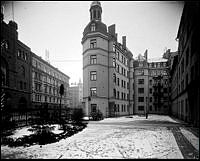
[
  {"left": 115, "top": 33, "right": 118, "bottom": 42},
  {"left": 108, "top": 24, "right": 116, "bottom": 37},
  {"left": 122, "top": 36, "right": 126, "bottom": 48},
  {"left": 144, "top": 49, "right": 148, "bottom": 60}
]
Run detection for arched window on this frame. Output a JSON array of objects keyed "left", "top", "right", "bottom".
[
  {"left": 98, "top": 10, "right": 100, "bottom": 19},
  {"left": 93, "top": 10, "right": 96, "bottom": 19},
  {"left": 91, "top": 23, "right": 96, "bottom": 32},
  {"left": 1, "top": 39, "right": 9, "bottom": 51},
  {"left": 1, "top": 57, "right": 8, "bottom": 86}
]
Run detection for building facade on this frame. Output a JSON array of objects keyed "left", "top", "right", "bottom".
[
  {"left": 69, "top": 79, "right": 83, "bottom": 109},
  {"left": 170, "top": 2, "right": 199, "bottom": 127},
  {"left": 82, "top": 1, "right": 134, "bottom": 117},
  {"left": 31, "top": 52, "right": 70, "bottom": 117},
  {"left": 134, "top": 51, "right": 170, "bottom": 115},
  {"left": 1, "top": 15, "right": 32, "bottom": 114},
  {"left": 1, "top": 11, "right": 70, "bottom": 120}
]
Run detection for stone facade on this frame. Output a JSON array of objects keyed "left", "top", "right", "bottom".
[{"left": 82, "top": 1, "right": 134, "bottom": 117}]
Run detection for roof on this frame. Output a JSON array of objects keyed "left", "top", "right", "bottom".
[{"left": 148, "top": 57, "right": 168, "bottom": 63}]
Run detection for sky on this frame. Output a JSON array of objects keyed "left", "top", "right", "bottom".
[{"left": 2, "top": 1, "right": 184, "bottom": 84}]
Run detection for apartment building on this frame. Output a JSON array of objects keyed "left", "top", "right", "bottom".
[
  {"left": 31, "top": 52, "right": 70, "bottom": 116},
  {"left": 1, "top": 15, "right": 32, "bottom": 113},
  {"left": 82, "top": 1, "right": 134, "bottom": 117},
  {"left": 171, "top": 2, "right": 199, "bottom": 127},
  {"left": 134, "top": 50, "right": 170, "bottom": 115},
  {"left": 69, "top": 79, "right": 83, "bottom": 108}
]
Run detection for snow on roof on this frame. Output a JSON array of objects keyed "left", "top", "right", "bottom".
[{"left": 148, "top": 57, "right": 168, "bottom": 63}]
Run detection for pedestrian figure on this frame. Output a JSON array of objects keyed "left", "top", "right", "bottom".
[{"left": 146, "top": 112, "right": 148, "bottom": 119}]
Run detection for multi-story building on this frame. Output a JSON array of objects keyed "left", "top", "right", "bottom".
[
  {"left": 134, "top": 50, "right": 170, "bottom": 115},
  {"left": 69, "top": 79, "right": 83, "bottom": 109},
  {"left": 133, "top": 51, "right": 149, "bottom": 115},
  {"left": 148, "top": 57, "right": 170, "bottom": 115},
  {"left": 82, "top": 1, "right": 134, "bottom": 117},
  {"left": 1, "top": 10, "right": 70, "bottom": 121},
  {"left": 1, "top": 14, "right": 32, "bottom": 113},
  {"left": 31, "top": 52, "right": 70, "bottom": 118},
  {"left": 171, "top": 2, "right": 199, "bottom": 127}
]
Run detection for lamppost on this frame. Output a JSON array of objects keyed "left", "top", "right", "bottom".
[{"left": 59, "top": 84, "right": 64, "bottom": 123}]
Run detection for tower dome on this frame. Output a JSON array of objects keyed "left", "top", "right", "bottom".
[{"left": 90, "top": 1, "right": 101, "bottom": 7}]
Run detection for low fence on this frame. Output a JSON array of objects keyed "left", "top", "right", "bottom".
[{"left": 1, "top": 107, "right": 82, "bottom": 130}]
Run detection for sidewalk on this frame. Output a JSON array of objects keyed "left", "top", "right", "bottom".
[
  {"left": 169, "top": 115, "right": 199, "bottom": 159},
  {"left": 169, "top": 115, "right": 199, "bottom": 138}
]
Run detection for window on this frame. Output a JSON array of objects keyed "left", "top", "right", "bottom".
[
  {"left": 90, "top": 87, "right": 97, "bottom": 96},
  {"left": 21, "top": 65, "right": 25, "bottom": 78},
  {"left": 113, "top": 89, "right": 116, "bottom": 98},
  {"left": 91, "top": 104, "right": 97, "bottom": 112},
  {"left": 149, "top": 80, "right": 152, "bottom": 85},
  {"left": 138, "top": 97, "right": 144, "bottom": 102},
  {"left": 113, "top": 73, "right": 116, "bottom": 83},
  {"left": 117, "top": 104, "right": 120, "bottom": 112},
  {"left": 1, "top": 58, "right": 8, "bottom": 86},
  {"left": 116, "top": 64, "right": 119, "bottom": 73},
  {"left": 150, "top": 88, "right": 152, "bottom": 94},
  {"left": 93, "top": 10, "right": 96, "bottom": 19},
  {"left": 90, "top": 39, "right": 97, "bottom": 48},
  {"left": 149, "top": 105, "right": 152, "bottom": 111},
  {"left": 117, "top": 51, "right": 120, "bottom": 60},
  {"left": 117, "top": 78, "right": 119, "bottom": 86},
  {"left": 91, "top": 23, "right": 96, "bottom": 31},
  {"left": 117, "top": 91, "right": 120, "bottom": 99},
  {"left": 138, "top": 88, "right": 144, "bottom": 93},
  {"left": 90, "top": 55, "right": 97, "bottom": 64},
  {"left": 113, "top": 57, "right": 116, "bottom": 67},
  {"left": 138, "top": 79, "right": 144, "bottom": 84},
  {"left": 90, "top": 71, "right": 97, "bottom": 81},
  {"left": 138, "top": 106, "right": 144, "bottom": 111},
  {"left": 1, "top": 39, "right": 9, "bottom": 51},
  {"left": 97, "top": 10, "right": 100, "bottom": 19}
]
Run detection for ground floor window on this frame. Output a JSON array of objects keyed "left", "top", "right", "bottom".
[
  {"left": 138, "top": 106, "right": 144, "bottom": 111},
  {"left": 91, "top": 104, "right": 97, "bottom": 112}
]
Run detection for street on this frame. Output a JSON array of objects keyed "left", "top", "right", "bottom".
[{"left": 1, "top": 114, "right": 199, "bottom": 159}]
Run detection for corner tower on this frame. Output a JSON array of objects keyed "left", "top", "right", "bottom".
[
  {"left": 82, "top": 1, "right": 134, "bottom": 118},
  {"left": 82, "top": 1, "right": 109, "bottom": 118}
]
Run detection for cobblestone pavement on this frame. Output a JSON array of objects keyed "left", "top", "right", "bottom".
[{"left": 1, "top": 115, "right": 199, "bottom": 159}]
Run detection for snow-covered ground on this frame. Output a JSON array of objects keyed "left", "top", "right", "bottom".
[
  {"left": 7, "top": 124, "right": 64, "bottom": 141},
  {"left": 1, "top": 115, "right": 197, "bottom": 159},
  {"left": 99, "top": 114, "right": 178, "bottom": 123}
]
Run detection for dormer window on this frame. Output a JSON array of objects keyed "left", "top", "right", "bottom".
[{"left": 91, "top": 23, "right": 96, "bottom": 32}]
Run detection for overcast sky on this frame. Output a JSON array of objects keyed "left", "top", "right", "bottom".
[{"left": 2, "top": 1, "right": 184, "bottom": 84}]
